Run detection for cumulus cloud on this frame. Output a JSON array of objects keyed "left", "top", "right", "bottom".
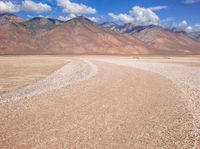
[
  {"left": 58, "top": 13, "right": 76, "bottom": 21},
  {"left": 108, "top": 6, "right": 160, "bottom": 25},
  {"left": 0, "top": 1, "right": 20, "bottom": 13},
  {"left": 171, "top": 20, "right": 194, "bottom": 32},
  {"left": 108, "top": 13, "right": 134, "bottom": 23},
  {"left": 186, "top": 26, "right": 193, "bottom": 31},
  {"left": 56, "top": 0, "right": 96, "bottom": 15},
  {"left": 183, "top": 0, "right": 200, "bottom": 4},
  {"left": 87, "top": 16, "right": 100, "bottom": 22},
  {"left": 22, "top": 0, "right": 52, "bottom": 13},
  {"left": 179, "top": 20, "right": 188, "bottom": 27},
  {"left": 130, "top": 6, "right": 159, "bottom": 25}
]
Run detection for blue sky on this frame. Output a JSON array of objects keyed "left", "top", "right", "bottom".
[{"left": 0, "top": 0, "right": 200, "bottom": 31}]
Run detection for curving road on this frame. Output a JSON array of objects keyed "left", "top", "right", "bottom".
[{"left": 0, "top": 57, "right": 199, "bottom": 148}]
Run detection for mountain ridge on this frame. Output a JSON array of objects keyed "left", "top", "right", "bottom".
[
  {"left": 0, "top": 14, "right": 153, "bottom": 55},
  {"left": 0, "top": 14, "right": 200, "bottom": 55}
]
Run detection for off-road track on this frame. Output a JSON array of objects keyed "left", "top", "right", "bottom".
[{"left": 0, "top": 57, "right": 200, "bottom": 149}]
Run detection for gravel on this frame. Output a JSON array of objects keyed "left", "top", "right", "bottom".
[
  {"left": 0, "top": 60, "right": 97, "bottom": 102},
  {"left": 97, "top": 57, "right": 200, "bottom": 148}
]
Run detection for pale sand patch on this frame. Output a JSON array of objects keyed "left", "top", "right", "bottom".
[
  {"left": 0, "top": 59, "right": 97, "bottom": 102},
  {"left": 0, "top": 60, "right": 198, "bottom": 148},
  {"left": 0, "top": 56, "right": 69, "bottom": 95}
]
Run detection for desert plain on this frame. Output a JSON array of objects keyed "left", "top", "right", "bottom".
[{"left": 0, "top": 55, "right": 200, "bottom": 148}]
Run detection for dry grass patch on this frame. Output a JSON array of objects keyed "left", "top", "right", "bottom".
[{"left": 0, "top": 56, "right": 69, "bottom": 94}]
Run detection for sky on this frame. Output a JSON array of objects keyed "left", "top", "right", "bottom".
[{"left": 0, "top": 0, "right": 200, "bottom": 31}]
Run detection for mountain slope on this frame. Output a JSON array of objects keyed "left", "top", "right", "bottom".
[
  {"left": 101, "top": 22, "right": 200, "bottom": 54},
  {"left": 0, "top": 16, "right": 151, "bottom": 55},
  {"left": 134, "top": 26, "right": 200, "bottom": 54},
  {"left": 36, "top": 17, "right": 151, "bottom": 55},
  {"left": 0, "top": 23, "right": 37, "bottom": 54}
]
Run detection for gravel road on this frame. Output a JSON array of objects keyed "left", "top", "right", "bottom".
[{"left": 0, "top": 57, "right": 199, "bottom": 148}]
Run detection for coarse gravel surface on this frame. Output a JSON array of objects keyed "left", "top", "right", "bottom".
[
  {"left": 97, "top": 56, "right": 200, "bottom": 148},
  {"left": 0, "top": 56, "right": 200, "bottom": 148}
]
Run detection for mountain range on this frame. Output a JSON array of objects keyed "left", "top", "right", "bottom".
[{"left": 0, "top": 13, "right": 200, "bottom": 55}]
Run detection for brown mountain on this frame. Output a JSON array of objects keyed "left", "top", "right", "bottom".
[
  {"left": 133, "top": 26, "right": 200, "bottom": 54},
  {"left": 101, "top": 23, "right": 200, "bottom": 54},
  {"left": 35, "top": 16, "right": 152, "bottom": 55},
  {"left": 0, "top": 15, "right": 152, "bottom": 55},
  {"left": 0, "top": 23, "right": 37, "bottom": 54},
  {"left": 0, "top": 14, "right": 199, "bottom": 55}
]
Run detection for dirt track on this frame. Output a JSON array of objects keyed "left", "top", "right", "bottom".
[{"left": 0, "top": 58, "right": 199, "bottom": 148}]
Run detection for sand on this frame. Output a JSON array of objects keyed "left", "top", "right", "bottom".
[
  {"left": 0, "top": 56, "right": 69, "bottom": 95},
  {"left": 0, "top": 56, "right": 200, "bottom": 148}
]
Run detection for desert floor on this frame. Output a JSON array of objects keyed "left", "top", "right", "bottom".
[
  {"left": 0, "top": 55, "right": 200, "bottom": 148},
  {"left": 0, "top": 56, "right": 69, "bottom": 94}
]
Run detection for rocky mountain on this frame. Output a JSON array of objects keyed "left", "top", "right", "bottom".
[
  {"left": 101, "top": 22, "right": 200, "bottom": 54},
  {"left": 186, "top": 32, "right": 200, "bottom": 41},
  {"left": 0, "top": 13, "right": 24, "bottom": 25},
  {"left": 0, "top": 14, "right": 199, "bottom": 55},
  {"left": 133, "top": 26, "right": 200, "bottom": 54},
  {"left": 100, "top": 22, "right": 123, "bottom": 33},
  {"left": 159, "top": 27, "right": 200, "bottom": 41},
  {"left": 100, "top": 22, "right": 160, "bottom": 35},
  {"left": 34, "top": 16, "right": 152, "bottom": 55},
  {"left": 0, "top": 15, "right": 151, "bottom": 55},
  {"left": 19, "top": 17, "right": 64, "bottom": 34}
]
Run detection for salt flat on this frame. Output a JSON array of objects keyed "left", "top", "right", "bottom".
[{"left": 0, "top": 56, "right": 200, "bottom": 148}]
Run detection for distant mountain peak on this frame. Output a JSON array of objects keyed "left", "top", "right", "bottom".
[
  {"left": 19, "top": 17, "right": 63, "bottom": 34},
  {"left": 0, "top": 13, "right": 17, "bottom": 17},
  {"left": 101, "top": 22, "right": 118, "bottom": 26},
  {"left": 0, "top": 13, "right": 24, "bottom": 25},
  {"left": 66, "top": 16, "right": 95, "bottom": 24}
]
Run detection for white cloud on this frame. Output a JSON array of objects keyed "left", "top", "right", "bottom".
[
  {"left": 88, "top": 17, "right": 100, "bottom": 22},
  {"left": 148, "top": 6, "right": 168, "bottom": 11},
  {"left": 108, "top": 13, "right": 134, "bottom": 23},
  {"left": 186, "top": 26, "right": 193, "bottom": 31},
  {"left": 58, "top": 14, "right": 100, "bottom": 22},
  {"left": 38, "top": 15, "right": 50, "bottom": 18},
  {"left": 130, "top": 6, "right": 159, "bottom": 25},
  {"left": 22, "top": 0, "right": 52, "bottom": 13},
  {"left": 58, "top": 13, "right": 76, "bottom": 21},
  {"left": 0, "top": 1, "right": 20, "bottom": 13},
  {"left": 183, "top": 0, "right": 200, "bottom": 4},
  {"left": 171, "top": 20, "right": 194, "bottom": 32},
  {"left": 56, "top": 0, "right": 96, "bottom": 15},
  {"left": 108, "top": 6, "right": 160, "bottom": 25},
  {"left": 179, "top": 20, "right": 188, "bottom": 27},
  {"left": 177, "top": 20, "right": 190, "bottom": 31}
]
